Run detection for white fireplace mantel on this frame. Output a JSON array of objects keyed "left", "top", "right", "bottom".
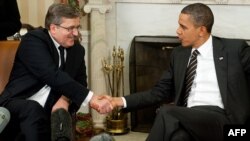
[
  {"left": 104, "top": 0, "right": 250, "bottom": 102},
  {"left": 115, "top": 0, "right": 250, "bottom": 5}
]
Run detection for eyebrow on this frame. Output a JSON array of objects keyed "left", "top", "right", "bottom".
[{"left": 179, "top": 23, "right": 186, "bottom": 29}]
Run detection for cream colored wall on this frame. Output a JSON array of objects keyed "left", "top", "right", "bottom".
[
  {"left": 17, "top": 0, "right": 89, "bottom": 30},
  {"left": 17, "top": 0, "right": 54, "bottom": 27}
]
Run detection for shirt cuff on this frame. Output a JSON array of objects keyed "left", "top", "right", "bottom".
[
  {"left": 121, "top": 97, "right": 127, "bottom": 108},
  {"left": 80, "top": 91, "right": 93, "bottom": 107}
]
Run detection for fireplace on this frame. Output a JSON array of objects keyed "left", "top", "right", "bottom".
[{"left": 129, "top": 36, "right": 181, "bottom": 132}]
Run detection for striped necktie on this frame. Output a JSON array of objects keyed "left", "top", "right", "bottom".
[{"left": 183, "top": 49, "right": 200, "bottom": 106}]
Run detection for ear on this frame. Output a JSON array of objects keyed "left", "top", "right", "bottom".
[
  {"left": 199, "top": 26, "right": 207, "bottom": 37},
  {"left": 49, "top": 24, "right": 57, "bottom": 34}
]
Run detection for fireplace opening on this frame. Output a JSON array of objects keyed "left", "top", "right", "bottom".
[{"left": 129, "top": 36, "right": 181, "bottom": 132}]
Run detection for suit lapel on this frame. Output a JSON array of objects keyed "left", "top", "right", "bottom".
[
  {"left": 175, "top": 47, "right": 192, "bottom": 103},
  {"left": 212, "top": 37, "right": 228, "bottom": 106},
  {"left": 64, "top": 45, "right": 78, "bottom": 77},
  {"left": 52, "top": 44, "right": 60, "bottom": 67},
  {"left": 65, "top": 47, "right": 73, "bottom": 73},
  {"left": 43, "top": 29, "right": 60, "bottom": 67}
]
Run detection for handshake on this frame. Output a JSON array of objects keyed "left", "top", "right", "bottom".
[{"left": 89, "top": 95, "right": 124, "bottom": 114}]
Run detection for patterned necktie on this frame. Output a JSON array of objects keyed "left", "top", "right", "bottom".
[
  {"left": 58, "top": 46, "right": 65, "bottom": 70},
  {"left": 183, "top": 49, "right": 200, "bottom": 106}
]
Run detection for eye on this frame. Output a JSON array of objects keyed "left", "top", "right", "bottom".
[
  {"left": 181, "top": 25, "right": 187, "bottom": 30},
  {"left": 68, "top": 25, "right": 82, "bottom": 31}
]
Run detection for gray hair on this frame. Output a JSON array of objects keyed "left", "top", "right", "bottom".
[
  {"left": 181, "top": 3, "right": 214, "bottom": 33},
  {"left": 44, "top": 3, "right": 80, "bottom": 29}
]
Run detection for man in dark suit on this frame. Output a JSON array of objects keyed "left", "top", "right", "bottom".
[
  {"left": 0, "top": 0, "right": 21, "bottom": 40},
  {"left": 0, "top": 3, "right": 112, "bottom": 141},
  {"left": 104, "top": 3, "right": 250, "bottom": 141}
]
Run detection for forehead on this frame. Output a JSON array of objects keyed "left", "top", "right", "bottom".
[
  {"left": 60, "top": 17, "right": 80, "bottom": 25},
  {"left": 179, "top": 14, "right": 191, "bottom": 23},
  {"left": 178, "top": 13, "right": 195, "bottom": 26}
]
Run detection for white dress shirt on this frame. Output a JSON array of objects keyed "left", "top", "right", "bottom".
[
  {"left": 187, "top": 35, "right": 224, "bottom": 108},
  {"left": 28, "top": 32, "right": 93, "bottom": 107}
]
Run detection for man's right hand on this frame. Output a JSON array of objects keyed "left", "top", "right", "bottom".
[
  {"left": 90, "top": 95, "right": 126, "bottom": 114},
  {"left": 90, "top": 95, "right": 113, "bottom": 114}
]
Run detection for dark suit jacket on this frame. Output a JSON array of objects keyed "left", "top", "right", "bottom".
[
  {"left": 125, "top": 36, "right": 250, "bottom": 124},
  {"left": 0, "top": 0, "right": 21, "bottom": 40},
  {"left": 0, "top": 28, "right": 89, "bottom": 111}
]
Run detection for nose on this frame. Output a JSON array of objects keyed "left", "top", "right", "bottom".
[
  {"left": 72, "top": 29, "right": 79, "bottom": 36},
  {"left": 176, "top": 26, "right": 181, "bottom": 35}
]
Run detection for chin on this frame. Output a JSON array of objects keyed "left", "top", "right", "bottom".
[
  {"left": 67, "top": 41, "right": 75, "bottom": 46},
  {"left": 181, "top": 42, "right": 191, "bottom": 48},
  {"left": 181, "top": 43, "right": 187, "bottom": 47}
]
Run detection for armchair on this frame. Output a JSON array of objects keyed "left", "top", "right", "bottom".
[{"left": 0, "top": 40, "right": 20, "bottom": 93}]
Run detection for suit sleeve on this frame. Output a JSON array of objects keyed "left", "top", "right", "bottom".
[{"left": 240, "top": 41, "right": 250, "bottom": 74}]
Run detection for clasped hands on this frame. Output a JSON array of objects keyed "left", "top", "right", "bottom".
[
  {"left": 90, "top": 95, "right": 123, "bottom": 114},
  {"left": 51, "top": 94, "right": 123, "bottom": 114}
]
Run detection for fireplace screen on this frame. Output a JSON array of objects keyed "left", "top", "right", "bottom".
[{"left": 129, "top": 36, "right": 181, "bottom": 132}]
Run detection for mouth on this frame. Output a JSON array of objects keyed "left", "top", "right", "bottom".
[
  {"left": 178, "top": 37, "right": 182, "bottom": 42},
  {"left": 67, "top": 35, "right": 79, "bottom": 41},
  {"left": 68, "top": 36, "right": 75, "bottom": 40}
]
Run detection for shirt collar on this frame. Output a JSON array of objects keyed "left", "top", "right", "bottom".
[
  {"left": 48, "top": 31, "right": 60, "bottom": 49},
  {"left": 192, "top": 35, "right": 213, "bottom": 57}
]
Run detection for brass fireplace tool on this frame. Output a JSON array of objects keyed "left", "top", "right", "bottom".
[{"left": 102, "top": 46, "right": 129, "bottom": 134}]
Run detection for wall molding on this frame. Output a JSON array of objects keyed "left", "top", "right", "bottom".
[{"left": 115, "top": 0, "right": 250, "bottom": 5}]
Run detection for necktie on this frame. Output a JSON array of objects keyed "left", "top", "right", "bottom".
[
  {"left": 183, "top": 49, "right": 200, "bottom": 106},
  {"left": 58, "top": 46, "right": 65, "bottom": 70}
]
